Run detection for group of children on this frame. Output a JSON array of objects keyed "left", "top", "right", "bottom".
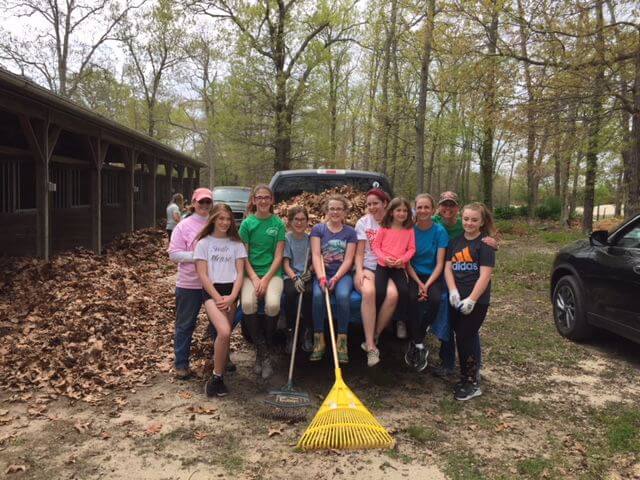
[{"left": 169, "top": 185, "right": 497, "bottom": 402}]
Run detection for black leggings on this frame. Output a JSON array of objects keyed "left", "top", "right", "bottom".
[
  {"left": 407, "top": 275, "right": 442, "bottom": 344},
  {"left": 451, "top": 304, "right": 489, "bottom": 382},
  {"left": 375, "top": 266, "right": 409, "bottom": 317},
  {"left": 283, "top": 278, "right": 312, "bottom": 331}
]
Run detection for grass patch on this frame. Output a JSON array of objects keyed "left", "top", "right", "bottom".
[
  {"left": 385, "top": 447, "right": 414, "bottom": 464},
  {"left": 439, "top": 397, "right": 463, "bottom": 416},
  {"left": 604, "top": 407, "right": 640, "bottom": 453},
  {"left": 444, "top": 452, "right": 485, "bottom": 480},
  {"left": 508, "top": 397, "right": 544, "bottom": 418},
  {"left": 517, "top": 456, "right": 554, "bottom": 478},
  {"left": 540, "top": 230, "right": 584, "bottom": 245},
  {"left": 406, "top": 425, "right": 439, "bottom": 444}
]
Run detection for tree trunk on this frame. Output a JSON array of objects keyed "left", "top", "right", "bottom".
[
  {"left": 328, "top": 61, "right": 338, "bottom": 166},
  {"left": 582, "top": 1, "right": 605, "bottom": 232},
  {"left": 415, "top": 0, "right": 436, "bottom": 193},
  {"left": 625, "top": 39, "right": 640, "bottom": 217},
  {"left": 480, "top": 1, "right": 499, "bottom": 208},
  {"left": 378, "top": 0, "right": 398, "bottom": 175}
]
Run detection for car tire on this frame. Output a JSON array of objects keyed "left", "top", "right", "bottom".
[{"left": 552, "top": 275, "right": 593, "bottom": 341}]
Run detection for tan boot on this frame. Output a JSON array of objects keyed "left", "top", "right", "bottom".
[
  {"left": 309, "top": 333, "right": 326, "bottom": 361},
  {"left": 337, "top": 334, "right": 349, "bottom": 364}
]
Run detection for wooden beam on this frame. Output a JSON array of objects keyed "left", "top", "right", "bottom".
[
  {"left": 125, "top": 149, "right": 138, "bottom": 232},
  {"left": 86, "top": 134, "right": 107, "bottom": 254},
  {"left": 150, "top": 158, "right": 157, "bottom": 228},
  {"left": 17, "top": 114, "right": 61, "bottom": 260},
  {"left": 87, "top": 136, "right": 109, "bottom": 170}
]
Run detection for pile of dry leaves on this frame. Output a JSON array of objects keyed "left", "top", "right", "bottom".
[
  {"left": 0, "top": 228, "right": 196, "bottom": 405},
  {"left": 274, "top": 185, "right": 367, "bottom": 227}
]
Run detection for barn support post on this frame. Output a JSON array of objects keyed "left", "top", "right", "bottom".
[
  {"left": 186, "top": 167, "right": 194, "bottom": 201},
  {"left": 150, "top": 157, "right": 158, "bottom": 227},
  {"left": 125, "top": 149, "right": 138, "bottom": 232},
  {"left": 18, "top": 113, "right": 60, "bottom": 260},
  {"left": 176, "top": 164, "right": 185, "bottom": 199},
  {"left": 195, "top": 168, "right": 201, "bottom": 188},
  {"left": 88, "top": 135, "right": 108, "bottom": 254}
]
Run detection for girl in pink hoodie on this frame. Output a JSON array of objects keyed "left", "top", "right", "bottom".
[{"left": 371, "top": 197, "right": 416, "bottom": 359}]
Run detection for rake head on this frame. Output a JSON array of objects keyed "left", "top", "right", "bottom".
[
  {"left": 297, "top": 369, "right": 395, "bottom": 451},
  {"left": 263, "top": 386, "right": 311, "bottom": 421}
]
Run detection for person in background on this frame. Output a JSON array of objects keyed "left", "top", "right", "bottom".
[
  {"left": 239, "top": 184, "right": 286, "bottom": 380},
  {"left": 310, "top": 195, "right": 358, "bottom": 364},
  {"left": 405, "top": 193, "right": 448, "bottom": 372},
  {"left": 370, "top": 197, "right": 416, "bottom": 365},
  {"left": 168, "top": 188, "right": 213, "bottom": 379},
  {"left": 282, "top": 206, "right": 313, "bottom": 353},
  {"left": 194, "top": 203, "right": 246, "bottom": 397},
  {"left": 166, "top": 193, "right": 184, "bottom": 238},
  {"left": 444, "top": 202, "right": 496, "bottom": 401},
  {"left": 354, "top": 189, "right": 398, "bottom": 367},
  {"left": 431, "top": 191, "right": 496, "bottom": 378}
]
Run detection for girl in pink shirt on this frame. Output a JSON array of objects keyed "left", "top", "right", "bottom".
[{"left": 371, "top": 197, "right": 415, "bottom": 356}]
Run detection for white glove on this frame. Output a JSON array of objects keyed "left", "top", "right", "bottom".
[
  {"left": 449, "top": 290, "right": 461, "bottom": 308},
  {"left": 294, "top": 276, "right": 306, "bottom": 293},
  {"left": 459, "top": 297, "right": 476, "bottom": 315},
  {"left": 300, "top": 270, "right": 312, "bottom": 283}
]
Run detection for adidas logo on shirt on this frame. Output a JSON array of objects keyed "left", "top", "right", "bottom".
[{"left": 451, "top": 246, "right": 478, "bottom": 271}]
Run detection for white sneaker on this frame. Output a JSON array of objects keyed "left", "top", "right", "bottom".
[
  {"left": 261, "top": 357, "right": 273, "bottom": 379},
  {"left": 396, "top": 321, "right": 408, "bottom": 339},
  {"left": 367, "top": 349, "right": 380, "bottom": 367}
]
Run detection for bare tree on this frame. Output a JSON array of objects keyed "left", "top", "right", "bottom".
[
  {"left": 191, "top": 0, "right": 361, "bottom": 172},
  {"left": 119, "top": 0, "right": 187, "bottom": 138},
  {"left": 0, "top": 0, "right": 138, "bottom": 96}
]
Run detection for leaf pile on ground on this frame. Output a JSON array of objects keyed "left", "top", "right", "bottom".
[
  {"left": 0, "top": 228, "right": 181, "bottom": 405},
  {"left": 274, "top": 185, "right": 367, "bottom": 227}
]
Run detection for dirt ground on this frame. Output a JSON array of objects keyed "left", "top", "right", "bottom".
[{"left": 1, "top": 227, "right": 639, "bottom": 479}]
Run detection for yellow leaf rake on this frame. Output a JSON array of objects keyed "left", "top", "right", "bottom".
[{"left": 297, "top": 264, "right": 395, "bottom": 451}]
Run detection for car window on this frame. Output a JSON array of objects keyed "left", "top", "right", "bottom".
[
  {"left": 616, "top": 225, "right": 640, "bottom": 249},
  {"left": 214, "top": 188, "right": 250, "bottom": 202},
  {"left": 275, "top": 177, "right": 317, "bottom": 201}
]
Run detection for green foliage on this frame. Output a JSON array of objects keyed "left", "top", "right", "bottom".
[
  {"left": 494, "top": 205, "right": 527, "bottom": 220},
  {"left": 535, "top": 197, "right": 562, "bottom": 220}
]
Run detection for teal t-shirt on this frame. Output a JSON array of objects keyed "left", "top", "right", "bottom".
[
  {"left": 239, "top": 214, "right": 286, "bottom": 277},
  {"left": 411, "top": 223, "right": 449, "bottom": 276},
  {"left": 433, "top": 214, "right": 463, "bottom": 240}
]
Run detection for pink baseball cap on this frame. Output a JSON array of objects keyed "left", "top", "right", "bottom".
[{"left": 192, "top": 188, "right": 213, "bottom": 203}]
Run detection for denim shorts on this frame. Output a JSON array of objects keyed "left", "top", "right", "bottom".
[{"left": 202, "top": 283, "right": 233, "bottom": 302}]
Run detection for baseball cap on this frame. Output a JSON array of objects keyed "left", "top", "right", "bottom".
[
  {"left": 438, "top": 191, "right": 459, "bottom": 205},
  {"left": 192, "top": 188, "right": 213, "bottom": 203}
]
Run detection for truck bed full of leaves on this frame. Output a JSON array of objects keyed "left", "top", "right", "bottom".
[{"left": 0, "top": 229, "right": 178, "bottom": 404}]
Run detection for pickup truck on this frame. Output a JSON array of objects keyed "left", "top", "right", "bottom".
[{"left": 269, "top": 168, "right": 393, "bottom": 203}]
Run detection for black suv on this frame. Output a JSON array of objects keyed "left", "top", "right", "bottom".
[
  {"left": 550, "top": 214, "right": 640, "bottom": 344},
  {"left": 269, "top": 169, "right": 393, "bottom": 203}
]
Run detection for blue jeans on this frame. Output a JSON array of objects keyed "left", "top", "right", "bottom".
[
  {"left": 174, "top": 287, "right": 204, "bottom": 370},
  {"left": 312, "top": 275, "right": 353, "bottom": 335},
  {"left": 440, "top": 334, "right": 482, "bottom": 371}
]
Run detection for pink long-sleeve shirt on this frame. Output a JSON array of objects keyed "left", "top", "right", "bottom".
[
  {"left": 372, "top": 227, "right": 416, "bottom": 267},
  {"left": 168, "top": 213, "right": 208, "bottom": 289}
]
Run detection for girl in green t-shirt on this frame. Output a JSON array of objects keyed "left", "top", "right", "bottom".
[{"left": 239, "top": 184, "right": 286, "bottom": 380}]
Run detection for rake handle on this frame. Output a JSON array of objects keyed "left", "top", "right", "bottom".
[
  {"left": 287, "top": 247, "right": 310, "bottom": 385},
  {"left": 319, "top": 261, "right": 340, "bottom": 370}
]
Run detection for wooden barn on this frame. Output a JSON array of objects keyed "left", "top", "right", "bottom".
[{"left": 0, "top": 68, "right": 204, "bottom": 259}]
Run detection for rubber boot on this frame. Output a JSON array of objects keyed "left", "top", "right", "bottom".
[
  {"left": 337, "top": 333, "right": 349, "bottom": 364},
  {"left": 309, "top": 333, "right": 326, "bottom": 361}
]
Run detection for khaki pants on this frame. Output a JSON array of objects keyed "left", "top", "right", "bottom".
[{"left": 241, "top": 276, "right": 284, "bottom": 316}]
